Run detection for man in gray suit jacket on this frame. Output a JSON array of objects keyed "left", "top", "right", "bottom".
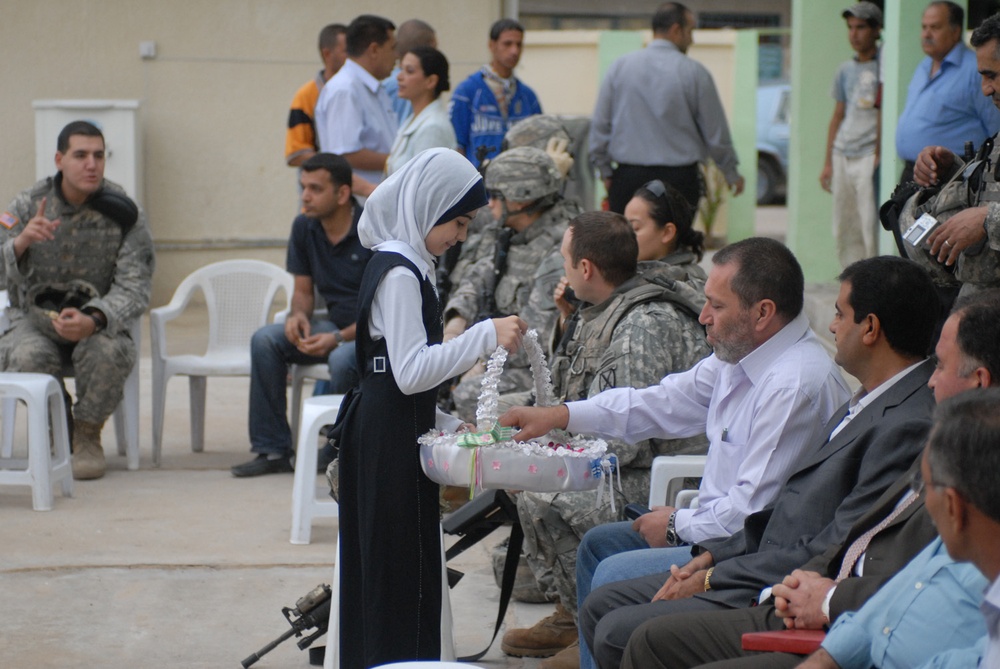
[
  {"left": 619, "top": 289, "right": 1000, "bottom": 669},
  {"left": 579, "top": 256, "right": 940, "bottom": 669}
]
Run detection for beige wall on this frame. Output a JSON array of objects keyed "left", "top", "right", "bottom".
[
  {"left": 519, "top": 29, "right": 738, "bottom": 117},
  {"left": 1, "top": 4, "right": 744, "bottom": 306},
  {"left": 0, "top": 1, "right": 501, "bottom": 306}
]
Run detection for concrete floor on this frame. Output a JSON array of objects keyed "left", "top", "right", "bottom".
[
  {"left": 0, "top": 312, "right": 548, "bottom": 669},
  {"left": 0, "top": 206, "right": 846, "bottom": 668}
]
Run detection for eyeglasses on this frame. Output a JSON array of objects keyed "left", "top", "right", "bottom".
[{"left": 909, "top": 468, "right": 953, "bottom": 497}]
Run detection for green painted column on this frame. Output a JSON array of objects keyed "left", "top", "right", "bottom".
[
  {"left": 788, "top": 0, "right": 859, "bottom": 282},
  {"left": 592, "top": 31, "right": 646, "bottom": 208},
  {"left": 728, "top": 29, "right": 760, "bottom": 242},
  {"left": 597, "top": 31, "right": 644, "bottom": 78}
]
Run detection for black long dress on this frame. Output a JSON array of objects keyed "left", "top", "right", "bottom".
[{"left": 337, "top": 251, "right": 443, "bottom": 669}]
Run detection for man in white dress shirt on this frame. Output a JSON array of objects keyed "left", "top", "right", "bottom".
[
  {"left": 315, "top": 15, "right": 398, "bottom": 190},
  {"left": 500, "top": 237, "right": 850, "bottom": 669}
]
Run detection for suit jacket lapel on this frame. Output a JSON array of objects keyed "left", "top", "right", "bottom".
[{"left": 788, "top": 360, "right": 933, "bottom": 474}]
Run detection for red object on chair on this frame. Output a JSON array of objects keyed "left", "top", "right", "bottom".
[{"left": 741, "top": 629, "right": 826, "bottom": 655}]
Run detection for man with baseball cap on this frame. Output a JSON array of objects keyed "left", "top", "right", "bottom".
[{"left": 820, "top": 2, "right": 882, "bottom": 268}]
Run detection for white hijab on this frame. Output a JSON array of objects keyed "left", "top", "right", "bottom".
[{"left": 358, "top": 148, "right": 484, "bottom": 268}]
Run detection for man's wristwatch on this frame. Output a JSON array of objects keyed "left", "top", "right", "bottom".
[
  {"left": 665, "top": 510, "right": 680, "bottom": 547},
  {"left": 83, "top": 308, "right": 107, "bottom": 333},
  {"left": 332, "top": 330, "right": 345, "bottom": 345}
]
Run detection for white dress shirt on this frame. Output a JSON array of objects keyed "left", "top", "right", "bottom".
[
  {"left": 567, "top": 312, "right": 850, "bottom": 544},
  {"left": 368, "top": 241, "right": 496, "bottom": 431}
]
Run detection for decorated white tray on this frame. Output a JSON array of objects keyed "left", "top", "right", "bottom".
[{"left": 419, "top": 330, "right": 616, "bottom": 494}]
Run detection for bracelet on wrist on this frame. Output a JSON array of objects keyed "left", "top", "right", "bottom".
[{"left": 704, "top": 567, "right": 714, "bottom": 592}]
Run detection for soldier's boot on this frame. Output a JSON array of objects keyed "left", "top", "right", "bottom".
[
  {"left": 501, "top": 601, "right": 578, "bottom": 658},
  {"left": 72, "top": 420, "right": 106, "bottom": 480},
  {"left": 539, "top": 640, "right": 580, "bottom": 669}
]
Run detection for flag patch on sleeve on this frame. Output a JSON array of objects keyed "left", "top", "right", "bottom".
[{"left": 0, "top": 212, "right": 18, "bottom": 229}]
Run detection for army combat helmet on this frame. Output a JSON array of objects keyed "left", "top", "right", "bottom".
[
  {"left": 485, "top": 146, "right": 563, "bottom": 205},
  {"left": 503, "top": 114, "right": 572, "bottom": 152}
]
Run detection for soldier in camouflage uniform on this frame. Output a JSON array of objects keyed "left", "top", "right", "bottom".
[
  {"left": 444, "top": 146, "right": 582, "bottom": 422},
  {"left": 0, "top": 121, "right": 154, "bottom": 480},
  {"left": 906, "top": 17, "right": 1000, "bottom": 298},
  {"left": 447, "top": 115, "right": 575, "bottom": 293},
  {"left": 498, "top": 211, "right": 711, "bottom": 659}
]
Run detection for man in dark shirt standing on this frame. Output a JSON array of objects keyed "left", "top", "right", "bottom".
[{"left": 232, "top": 153, "right": 371, "bottom": 477}]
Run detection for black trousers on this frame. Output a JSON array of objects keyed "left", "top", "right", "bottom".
[{"left": 608, "top": 163, "right": 702, "bottom": 214}]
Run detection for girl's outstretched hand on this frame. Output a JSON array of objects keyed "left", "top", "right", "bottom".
[{"left": 492, "top": 315, "right": 528, "bottom": 353}]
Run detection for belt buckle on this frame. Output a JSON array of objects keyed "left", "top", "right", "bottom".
[{"left": 373, "top": 356, "right": 386, "bottom": 373}]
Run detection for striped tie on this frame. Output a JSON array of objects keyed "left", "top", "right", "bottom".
[{"left": 836, "top": 489, "right": 920, "bottom": 582}]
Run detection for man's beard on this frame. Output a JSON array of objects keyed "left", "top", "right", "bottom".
[{"left": 709, "top": 317, "right": 756, "bottom": 364}]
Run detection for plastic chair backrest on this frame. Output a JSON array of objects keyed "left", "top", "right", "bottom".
[{"left": 170, "top": 260, "right": 292, "bottom": 354}]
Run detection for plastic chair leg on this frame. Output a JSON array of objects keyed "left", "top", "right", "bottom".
[{"left": 189, "top": 375, "right": 206, "bottom": 453}]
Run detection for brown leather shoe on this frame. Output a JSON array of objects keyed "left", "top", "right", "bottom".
[
  {"left": 501, "top": 602, "right": 577, "bottom": 657},
  {"left": 540, "top": 640, "right": 580, "bottom": 669}
]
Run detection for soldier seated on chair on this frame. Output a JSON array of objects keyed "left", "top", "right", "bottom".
[
  {"left": 0, "top": 120, "right": 154, "bottom": 481},
  {"left": 231, "top": 152, "right": 372, "bottom": 478}
]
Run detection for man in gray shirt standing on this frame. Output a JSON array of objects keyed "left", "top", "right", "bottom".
[
  {"left": 589, "top": 2, "right": 744, "bottom": 213},
  {"left": 820, "top": 3, "right": 882, "bottom": 269}
]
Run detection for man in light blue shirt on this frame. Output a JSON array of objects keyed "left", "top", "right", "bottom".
[
  {"left": 814, "top": 538, "right": 986, "bottom": 669},
  {"left": 315, "top": 15, "right": 398, "bottom": 189},
  {"left": 895, "top": 2, "right": 1000, "bottom": 182}
]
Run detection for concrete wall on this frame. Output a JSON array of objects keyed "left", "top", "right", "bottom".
[{"left": 0, "top": 1, "right": 501, "bottom": 307}]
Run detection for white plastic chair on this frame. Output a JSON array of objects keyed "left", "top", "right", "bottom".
[
  {"left": 0, "top": 291, "right": 141, "bottom": 470},
  {"left": 149, "top": 260, "right": 292, "bottom": 466},
  {"left": 648, "top": 454, "right": 707, "bottom": 509},
  {"left": 290, "top": 394, "right": 342, "bottom": 545},
  {"left": 0, "top": 372, "right": 74, "bottom": 510},
  {"left": 290, "top": 363, "right": 331, "bottom": 446}
]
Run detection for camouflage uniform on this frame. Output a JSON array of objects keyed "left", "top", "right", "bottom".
[
  {"left": 445, "top": 116, "right": 577, "bottom": 306},
  {"left": 0, "top": 176, "right": 154, "bottom": 424},
  {"left": 509, "top": 253, "right": 711, "bottom": 616},
  {"left": 445, "top": 207, "right": 498, "bottom": 291},
  {"left": 446, "top": 148, "right": 582, "bottom": 422},
  {"left": 899, "top": 136, "right": 1000, "bottom": 296}
]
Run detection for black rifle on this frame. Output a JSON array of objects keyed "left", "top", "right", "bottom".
[
  {"left": 241, "top": 584, "right": 331, "bottom": 668},
  {"left": 241, "top": 491, "right": 521, "bottom": 667}
]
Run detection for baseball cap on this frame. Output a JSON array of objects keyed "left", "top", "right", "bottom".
[{"left": 842, "top": 2, "right": 883, "bottom": 27}]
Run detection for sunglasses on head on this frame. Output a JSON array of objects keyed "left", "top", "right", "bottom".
[{"left": 643, "top": 179, "right": 668, "bottom": 199}]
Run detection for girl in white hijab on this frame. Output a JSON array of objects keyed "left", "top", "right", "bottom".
[{"left": 337, "top": 148, "right": 525, "bottom": 669}]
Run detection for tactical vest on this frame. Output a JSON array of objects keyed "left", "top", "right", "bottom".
[
  {"left": 551, "top": 275, "right": 704, "bottom": 402},
  {"left": 896, "top": 134, "right": 1000, "bottom": 293}
]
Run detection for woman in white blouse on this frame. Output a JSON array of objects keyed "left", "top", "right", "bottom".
[{"left": 386, "top": 46, "right": 457, "bottom": 174}]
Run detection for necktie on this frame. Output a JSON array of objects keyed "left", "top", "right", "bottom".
[{"left": 836, "top": 489, "right": 919, "bottom": 582}]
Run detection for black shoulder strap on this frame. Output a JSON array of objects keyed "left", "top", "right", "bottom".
[{"left": 456, "top": 522, "right": 524, "bottom": 662}]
